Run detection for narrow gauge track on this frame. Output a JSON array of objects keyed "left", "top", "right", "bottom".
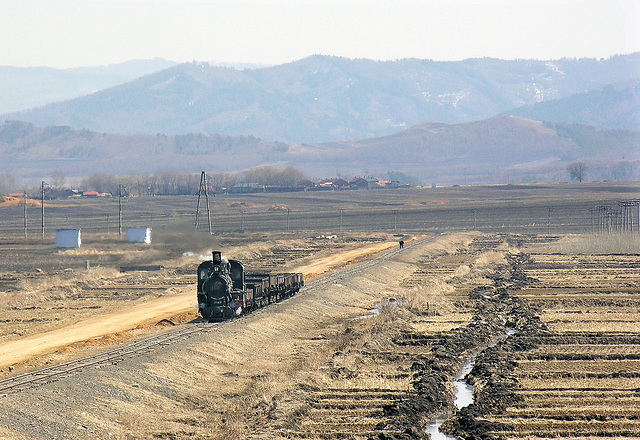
[
  {"left": 0, "top": 321, "right": 217, "bottom": 398},
  {"left": 0, "top": 236, "right": 430, "bottom": 398}
]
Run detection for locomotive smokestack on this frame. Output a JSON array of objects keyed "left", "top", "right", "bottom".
[{"left": 212, "top": 251, "right": 222, "bottom": 263}]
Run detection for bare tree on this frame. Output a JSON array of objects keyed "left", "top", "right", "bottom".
[
  {"left": 0, "top": 172, "right": 15, "bottom": 196},
  {"left": 567, "top": 162, "right": 588, "bottom": 182},
  {"left": 82, "top": 173, "right": 120, "bottom": 195},
  {"left": 51, "top": 169, "right": 66, "bottom": 189}
]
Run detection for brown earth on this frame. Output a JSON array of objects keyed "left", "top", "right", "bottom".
[
  {"left": 0, "top": 231, "right": 502, "bottom": 439},
  {"left": 0, "top": 236, "right": 402, "bottom": 371},
  {"left": 1, "top": 232, "right": 639, "bottom": 439},
  {"left": 1, "top": 183, "right": 639, "bottom": 439},
  {"left": 0, "top": 232, "right": 406, "bottom": 376}
]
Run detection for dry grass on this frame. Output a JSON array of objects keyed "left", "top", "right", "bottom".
[
  {"left": 550, "top": 234, "right": 640, "bottom": 255},
  {"left": 502, "top": 437, "right": 640, "bottom": 440},
  {"left": 518, "top": 359, "right": 640, "bottom": 375},
  {"left": 485, "top": 416, "right": 640, "bottom": 432},
  {"left": 504, "top": 406, "right": 640, "bottom": 418},
  {"left": 496, "top": 243, "right": 640, "bottom": 439},
  {"left": 542, "top": 311, "right": 640, "bottom": 323},
  {"left": 401, "top": 282, "right": 456, "bottom": 313},
  {"left": 168, "top": 307, "right": 407, "bottom": 440},
  {"left": 526, "top": 344, "right": 640, "bottom": 356},
  {"left": 547, "top": 321, "right": 640, "bottom": 333},
  {"left": 519, "top": 377, "right": 640, "bottom": 390},
  {"left": 0, "top": 266, "right": 120, "bottom": 310}
]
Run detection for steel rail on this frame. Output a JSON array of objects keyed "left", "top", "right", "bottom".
[
  {"left": 0, "top": 321, "right": 216, "bottom": 397},
  {"left": 0, "top": 235, "right": 432, "bottom": 398}
]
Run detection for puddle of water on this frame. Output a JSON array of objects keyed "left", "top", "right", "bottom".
[
  {"left": 351, "top": 299, "right": 401, "bottom": 320},
  {"left": 425, "top": 360, "right": 475, "bottom": 440},
  {"left": 453, "top": 360, "right": 475, "bottom": 409},
  {"left": 424, "top": 416, "right": 453, "bottom": 440}
]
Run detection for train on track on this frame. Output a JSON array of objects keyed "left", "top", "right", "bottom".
[{"left": 197, "top": 251, "right": 304, "bottom": 320}]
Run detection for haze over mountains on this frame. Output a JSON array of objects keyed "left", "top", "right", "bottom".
[
  {"left": 5, "top": 54, "right": 640, "bottom": 142},
  {"left": 0, "top": 58, "right": 177, "bottom": 114},
  {"left": 1, "top": 54, "right": 639, "bottom": 185}
]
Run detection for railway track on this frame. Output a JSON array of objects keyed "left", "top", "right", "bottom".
[
  {"left": 0, "top": 236, "right": 430, "bottom": 399},
  {"left": 0, "top": 321, "right": 217, "bottom": 398}
]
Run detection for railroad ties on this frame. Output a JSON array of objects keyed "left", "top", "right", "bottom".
[{"left": 0, "top": 322, "right": 215, "bottom": 397}]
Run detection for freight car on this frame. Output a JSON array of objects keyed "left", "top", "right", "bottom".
[{"left": 197, "top": 251, "right": 304, "bottom": 320}]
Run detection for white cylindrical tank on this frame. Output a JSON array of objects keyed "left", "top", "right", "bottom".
[
  {"left": 127, "top": 227, "right": 152, "bottom": 244},
  {"left": 55, "top": 229, "right": 81, "bottom": 248}
]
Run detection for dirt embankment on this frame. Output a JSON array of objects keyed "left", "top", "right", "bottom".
[{"left": 0, "top": 234, "right": 405, "bottom": 373}]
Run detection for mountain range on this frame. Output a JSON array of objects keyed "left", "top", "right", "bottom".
[
  {"left": 1, "top": 54, "right": 638, "bottom": 186},
  {"left": 0, "top": 58, "right": 176, "bottom": 114},
  {"left": 4, "top": 54, "right": 639, "bottom": 143}
]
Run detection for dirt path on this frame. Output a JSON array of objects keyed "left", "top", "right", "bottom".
[{"left": 0, "top": 239, "right": 403, "bottom": 370}]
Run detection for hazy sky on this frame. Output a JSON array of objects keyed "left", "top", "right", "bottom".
[{"left": 2, "top": 0, "right": 639, "bottom": 68}]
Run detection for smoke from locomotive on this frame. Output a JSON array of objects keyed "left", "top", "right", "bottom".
[{"left": 197, "top": 251, "right": 303, "bottom": 320}]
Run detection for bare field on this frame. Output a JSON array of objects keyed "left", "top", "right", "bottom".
[
  {"left": 459, "top": 234, "right": 640, "bottom": 440},
  {"left": 1, "top": 181, "right": 638, "bottom": 240},
  {"left": 0, "top": 182, "right": 639, "bottom": 439}
]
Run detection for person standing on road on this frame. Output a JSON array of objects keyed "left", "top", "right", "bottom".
[{"left": 399, "top": 240, "right": 404, "bottom": 249}]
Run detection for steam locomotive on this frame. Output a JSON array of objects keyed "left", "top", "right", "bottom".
[{"left": 197, "top": 251, "right": 304, "bottom": 320}]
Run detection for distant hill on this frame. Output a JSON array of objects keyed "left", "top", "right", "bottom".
[
  {"left": 298, "top": 116, "right": 640, "bottom": 183},
  {"left": 0, "top": 58, "right": 176, "bottom": 114},
  {"left": 505, "top": 80, "right": 640, "bottom": 130},
  {"left": 2, "top": 117, "right": 638, "bottom": 185},
  {"left": 4, "top": 54, "right": 639, "bottom": 143}
]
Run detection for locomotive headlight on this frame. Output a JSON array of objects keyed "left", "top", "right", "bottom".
[{"left": 200, "top": 269, "right": 208, "bottom": 279}]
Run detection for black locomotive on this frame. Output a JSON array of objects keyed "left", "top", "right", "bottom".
[{"left": 197, "top": 251, "right": 304, "bottom": 320}]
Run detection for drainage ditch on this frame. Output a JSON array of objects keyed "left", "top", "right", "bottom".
[{"left": 378, "top": 253, "right": 545, "bottom": 440}]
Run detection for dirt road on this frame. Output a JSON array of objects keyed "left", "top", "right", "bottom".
[{"left": 0, "top": 238, "right": 401, "bottom": 370}]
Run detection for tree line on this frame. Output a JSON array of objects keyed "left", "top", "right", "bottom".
[{"left": 0, "top": 166, "right": 311, "bottom": 198}]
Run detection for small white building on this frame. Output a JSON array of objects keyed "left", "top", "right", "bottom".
[
  {"left": 127, "top": 227, "right": 152, "bottom": 244},
  {"left": 55, "top": 229, "right": 81, "bottom": 248}
]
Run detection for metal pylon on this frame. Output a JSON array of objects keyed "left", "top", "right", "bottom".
[{"left": 195, "top": 171, "right": 212, "bottom": 234}]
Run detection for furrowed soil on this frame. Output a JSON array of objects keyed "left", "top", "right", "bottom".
[
  {"left": 441, "top": 234, "right": 640, "bottom": 440},
  {"left": 1, "top": 183, "right": 639, "bottom": 439}
]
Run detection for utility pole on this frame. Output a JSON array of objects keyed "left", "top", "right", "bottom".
[
  {"left": 339, "top": 209, "right": 343, "bottom": 233},
  {"left": 195, "top": 171, "right": 212, "bottom": 234},
  {"left": 286, "top": 208, "right": 290, "bottom": 232},
  {"left": 41, "top": 181, "right": 45, "bottom": 239},
  {"left": 23, "top": 192, "right": 27, "bottom": 239},
  {"left": 118, "top": 184, "right": 122, "bottom": 238}
]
